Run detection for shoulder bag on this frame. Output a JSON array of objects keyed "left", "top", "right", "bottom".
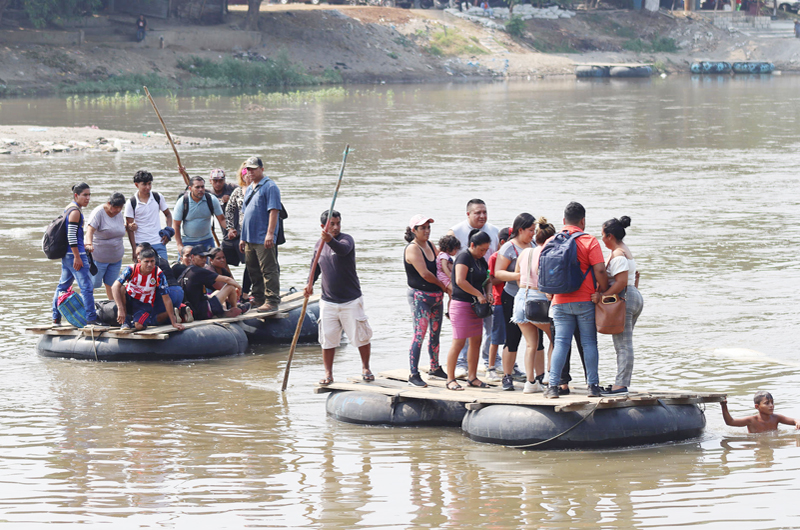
[
  {"left": 523, "top": 248, "right": 550, "bottom": 323},
  {"left": 595, "top": 255, "right": 626, "bottom": 334}
]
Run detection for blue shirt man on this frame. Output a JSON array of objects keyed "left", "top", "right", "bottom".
[
  {"left": 239, "top": 156, "right": 282, "bottom": 311},
  {"left": 173, "top": 176, "right": 226, "bottom": 254}
]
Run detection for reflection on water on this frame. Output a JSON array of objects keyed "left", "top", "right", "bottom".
[{"left": 1, "top": 76, "right": 800, "bottom": 526}]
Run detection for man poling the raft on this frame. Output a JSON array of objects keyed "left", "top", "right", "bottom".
[{"left": 282, "top": 146, "right": 350, "bottom": 391}]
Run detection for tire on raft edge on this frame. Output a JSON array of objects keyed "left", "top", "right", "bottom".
[
  {"left": 575, "top": 65, "right": 609, "bottom": 78},
  {"left": 325, "top": 390, "right": 467, "bottom": 426},
  {"left": 462, "top": 403, "right": 706, "bottom": 449},
  {"left": 609, "top": 65, "right": 653, "bottom": 78},
  {"left": 36, "top": 323, "right": 249, "bottom": 361},
  {"left": 236, "top": 299, "right": 320, "bottom": 344}
]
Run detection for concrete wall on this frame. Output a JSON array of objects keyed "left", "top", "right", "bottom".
[{"left": 0, "top": 30, "right": 83, "bottom": 46}]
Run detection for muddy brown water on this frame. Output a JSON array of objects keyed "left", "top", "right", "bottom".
[{"left": 2, "top": 76, "right": 800, "bottom": 527}]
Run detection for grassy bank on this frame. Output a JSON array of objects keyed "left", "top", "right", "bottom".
[{"left": 57, "top": 50, "right": 341, "bottom": 95}]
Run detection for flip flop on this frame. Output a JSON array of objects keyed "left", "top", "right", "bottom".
[
  {"left": 319, "top": 376, "right": 333, "bottom": 386},
  {"left": 362, "top": 370, "right": 375, "bottom": 382}
]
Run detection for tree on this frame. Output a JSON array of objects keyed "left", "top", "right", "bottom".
[
  {"left": 247, "top": 0, "right": 262, "bottom": 30},
  {"left": 23, "top": 0, "right": 101, "bottom": 29}
]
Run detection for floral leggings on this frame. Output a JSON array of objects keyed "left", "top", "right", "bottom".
[{"left": 407, "top": 288, "right": 444, "bottom": 375}]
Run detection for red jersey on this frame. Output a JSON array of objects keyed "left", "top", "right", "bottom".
[{"left": 119, "top": 263, "right": 168, "bottom": 306}]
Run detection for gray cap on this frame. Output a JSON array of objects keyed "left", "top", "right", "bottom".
[{"left": 244, "top": 156, "right": 263, "bottom": 169}]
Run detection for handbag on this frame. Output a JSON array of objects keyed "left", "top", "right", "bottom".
[
  {"left": 57, "top": 288, "right": 87, "bottom": 328},
  {"left": 221, "top": 235, "right": 242, "bottom": 267},
  {"left": 595, "top": 293, "right": 626, "bottom": 334},
  {"left": 523, "top": 248, "right": 550, "bottom": 323},
  {"left": 472, "top": 298, "right": 492, "bottom": 319}
]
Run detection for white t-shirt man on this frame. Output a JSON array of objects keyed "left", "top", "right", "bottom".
[
  {"left": 449, "top": 218, "right": 500, "bottom": 256},
  {"left": 124, "top": 192, "right": 169, "bottom": 245}
]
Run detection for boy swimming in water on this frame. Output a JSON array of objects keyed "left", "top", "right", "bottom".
[{"left": 721, "top": 391, "right": 800, "bottom": 433}]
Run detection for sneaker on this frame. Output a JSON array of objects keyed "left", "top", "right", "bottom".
[
  {"left": 237, "top": 302, "right": 251, "bottom": 314},
  {"left": 485, "top": 369, "right": 501, "bottom": 382},
  {"left": 478, "top": 362, "right": 488, "bottom": 374},
  {"left": 179, "top": 305, "right": 194, "bottom": 323},
  {"left": 408, "top": 373, "right": 427, "bottom": 388},
  {"left": 544, "top": 385, "right": 560, "bottom": 399},
  {"left": 523, "top": 380, "right": 542, "bottom": 394},
  {"left": 84, "top": 319, "right": 102, "bottom": 327},
  {"left": 558, "top": 386, "right": 571, "bottom": 396},
  {"left": 502, "top": 374, "right": 515, "bottom": 391},
  {"left": 512, "top": 366, "right": 526, "bottom": 382},
  {"left": 454, "top": 366, "right": 468, "bottom": 379},
  {"left": 588, "top": 384, "right": 602, "bottom": 398},
  {"left": 429, "top": 367, "right": 448, "bottom": 379},
  {"left": 601, "top": 386, "right": 628, "bottom": 395},
  {"left": 120, "top": 320, "right": 133, "bottom": 330}
]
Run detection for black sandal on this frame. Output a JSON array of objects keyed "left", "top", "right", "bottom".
[
  {"left": 467, "top": 378, "right": 489, "bottom": 388},
  {"left": 446, "top": 379, "right": 464, "bottom": 391}
]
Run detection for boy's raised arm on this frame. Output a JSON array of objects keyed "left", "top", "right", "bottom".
[
  {"left": 721, "top": 400, "right": 752, "bottom": 427},
  {"left": 775, "top": 414, "right": 800, "bottom": 430}
]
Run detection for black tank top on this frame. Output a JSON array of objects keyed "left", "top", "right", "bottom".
[{"left": 404, "top": 241, "right": 441, "bottom": 293}]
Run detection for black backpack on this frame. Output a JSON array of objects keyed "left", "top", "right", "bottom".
[
  {"left": 180, "top": 190, "right": 215, "bottom": 221},
  {"left": 42, "top": 206, "right": 78, "bottom": 259},
  {"left": 129, "top": 192, "right": 161, "bottom": 217}
]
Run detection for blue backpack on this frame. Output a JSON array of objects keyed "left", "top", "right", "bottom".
[{"left": 537, "top": 231, "right": 594, "bottom": 294}]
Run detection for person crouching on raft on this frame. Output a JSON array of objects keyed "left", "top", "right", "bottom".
[
  {"left": 52, "top": 183, "right": 100, "bottom": 326},
  {"left": 112, "top": 247, "right": 184, "bottom": 331},
  {"left": 446, "top": 229, "right": 492, "bottom": 391}
]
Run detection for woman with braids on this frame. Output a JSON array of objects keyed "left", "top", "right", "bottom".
[
  {"left": 404, "top": 215, "right": 450, "bottom": 388},
  {"left": 591, "top": 216, "right": 643, "bottom": 395},
  {"left": 51, "top": 183, "right": 100, "bottom": 326}
]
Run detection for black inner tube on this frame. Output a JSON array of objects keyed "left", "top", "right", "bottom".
[{"left": 505, "top": 402, "right": 601, "bottom": 449}]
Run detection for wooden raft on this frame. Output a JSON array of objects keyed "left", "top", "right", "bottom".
[
  {"left": 574, "top": 62, "right": 654, "bottom": 68},
  {"left": 315, "top": 368, "right": 726, "bottom": 413},
  {"left": 25, "top": 291, "right": 320, "bottom": 341}
]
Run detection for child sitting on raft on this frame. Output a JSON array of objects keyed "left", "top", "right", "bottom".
[
  {"left": 721, "top": 391, "right": 800, "bottom": 433},
  {"left": 436, "top": 235, "right": 461, "bottom": 319}
]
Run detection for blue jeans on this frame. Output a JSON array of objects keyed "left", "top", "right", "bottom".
[
  {"left": 548, "top": 301, "right": 599, "bottom": 386},
  {"left": 52, "top": 253, "right": 97, "bottom": 322},
  {"left": 151, "top": 243, "right": 168, "bottom": 262},
  {"left": 91, "top": 259, "right": 122, "bottom": 289}
]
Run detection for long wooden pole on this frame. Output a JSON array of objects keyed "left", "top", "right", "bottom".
[
  {"left": 281, "top": 145, "right": 350, "bottom": 392},
  {"left": 144, "top": 86, "right": 220, "bottom": 247}
]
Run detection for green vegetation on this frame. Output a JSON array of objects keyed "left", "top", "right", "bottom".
[
  {"left": 23, "top": 0, "right": 101, "bottom": 28},
  {"left": 60, "top": 73, "right": 177, "bottom": 94},
  {"left": 176, "top": 50, "right": 324, "bottom": 88},
  {"left": 233, "top": 87, "right": 348, "bottom": 106},
  {"left": 623, "top": 36, "right": 679, "bottom": 53},
  {"left": 65, "top": 92, "right": 146, "bottom": 109},
  {"left": 422, "top": 28, "right": 486, "bottom": 56},
  {"left": 506, "top": 16, "right": 526, "bottom": 38}
]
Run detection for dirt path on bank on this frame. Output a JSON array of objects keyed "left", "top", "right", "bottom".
[{"left": 1, "top": 5, "right": 800, "bottom": 95}]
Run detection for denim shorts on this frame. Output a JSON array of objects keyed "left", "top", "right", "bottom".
[
  {"left": 490, "top": 304, "right": 505, "bottom": 345},
  {"left": 511, "top": 288, "right": 549, "bottom": 324},
  {"left": 91, "top": 259, "right": 122, "bottom": 288}
]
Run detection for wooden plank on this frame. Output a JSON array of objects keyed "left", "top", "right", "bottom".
[
  {"left": 318, "top": 375, "right": 728, "bottom": 411},
  {"left": 135, "top": 294, "right": 319, "bottom": 337}
]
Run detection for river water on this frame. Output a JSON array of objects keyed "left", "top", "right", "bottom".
[{"left": 2, "top": 76, "right": 800, "bottom": 527}]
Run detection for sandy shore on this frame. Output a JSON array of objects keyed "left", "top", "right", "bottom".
[{"left": 0, "top": 125, "right": 212, "bottom": 156}]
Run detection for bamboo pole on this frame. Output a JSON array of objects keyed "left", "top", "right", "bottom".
[{"left": 281, "top": 145, "right": 350, "bottom": 392}]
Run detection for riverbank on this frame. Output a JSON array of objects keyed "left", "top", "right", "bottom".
[
  {"left": 0, "top": 125, "right": 211, "bottom": 155},
  {"left": 1, "top": 5, "right": 799, "bottom": 95}
]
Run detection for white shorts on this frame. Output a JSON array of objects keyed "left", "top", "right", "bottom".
[{"left": 319, "top": 296, "right": 373, "bottom": 350}]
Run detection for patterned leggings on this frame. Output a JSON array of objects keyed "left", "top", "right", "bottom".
[{"left": 408, "top": 289, "right": 444, "bottom": 374}]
